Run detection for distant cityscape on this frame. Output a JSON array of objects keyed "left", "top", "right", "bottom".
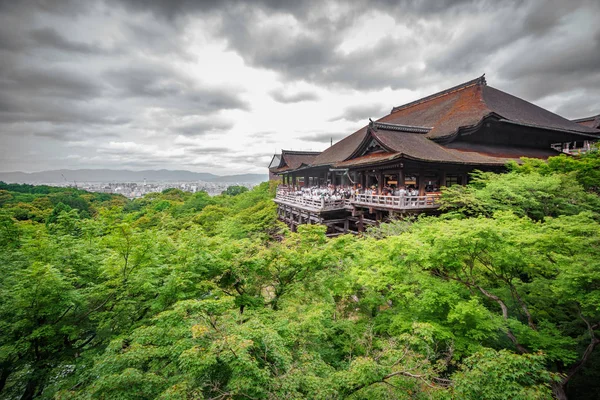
[
  {"left": 0, "top": 169, "right": 266, "bottom": 198},
  {"left": 46, "top": 180, "right": 257, "bottom": 199}
]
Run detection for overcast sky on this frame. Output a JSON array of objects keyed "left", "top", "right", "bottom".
[{"left": 1, "top": 0, "right": 598, "bottom": 174}]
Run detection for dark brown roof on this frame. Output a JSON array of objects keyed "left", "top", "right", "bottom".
[
  {"left": 309, "top": 76, "right": 597, "bottom": 168},
  {"left": 572, "top": 114, "right": 600, "bottom": 130},
  {"left": 311, "top": 126, "right": 369, "bottom": 166},
  {"left": 333, "top": 125, "right": 559, "bottom": 167},
  {"left": 482, "top": 87, "right": 599, "bottom": 136},
  {"left": 384, "top": 75, "right": 597, "bottom": 140},
  {"left": 275, "top": 150, "right": 320, "bottom": 172}
]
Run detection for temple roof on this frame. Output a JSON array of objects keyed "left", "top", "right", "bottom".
[
  {"left": 274, "top": 150, "right": 320, "bottom": 172},
  {"left": 333, "top": 123, "right": 560, "bottom": 167},
  {"left": 572, "top": 114, "right": 600, "bottom": 130},
  {"left": 310, "top": 75, "right": 597, "bottom": 168}
]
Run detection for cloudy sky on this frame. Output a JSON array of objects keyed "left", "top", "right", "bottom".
[{"left": 1, "top": 0, "right": 598, "bottom": 174}]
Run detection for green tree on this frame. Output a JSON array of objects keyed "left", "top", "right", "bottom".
[{"left": 222, "top": 185, "right": 249, "bottom": 196}]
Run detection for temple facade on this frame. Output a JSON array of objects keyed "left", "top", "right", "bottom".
[{"left": 269, "top": 76, "right": 600, "bottom": 235}]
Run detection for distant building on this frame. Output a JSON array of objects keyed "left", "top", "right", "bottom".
[
  {"left": 572, "top": 114, "right": 600, "bottom": 130},
  {"left": 268, "top": 150, "right": 320, "bottom": 182},
  {"left": 268, "top": 154, "right": 281, "bottom": 181},
  {"left": 269, "top": 75, "right": 600, "bottom": 234}
]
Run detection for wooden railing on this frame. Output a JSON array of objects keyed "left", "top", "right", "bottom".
[
  {"left": 275, "top": 191, "right": 440, "bottom": 211},
  {"left": 275, "top": 192, "right": 347, "bottom": 211},
  {"left": 351, "top": 193, "right": 440, "bottom": 209}
]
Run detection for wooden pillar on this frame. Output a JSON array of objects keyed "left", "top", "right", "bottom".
[
  {"left": 399, "top": 169, "right": 405, "bottom": 187},
  {"left": 440, "top": 170, "right": 446, "bottom": 188},
  {"left": 418, "top": 170, "right": 426, "bottom": 196},
  {"left": 378, "top": 171, "right": 384, "bottom": 194},
  {"left": 358, "top": 214, "right": 364, "bottom": 233},
  {"left": 344, "top": 218, "right": 349, "bottom": 233}
]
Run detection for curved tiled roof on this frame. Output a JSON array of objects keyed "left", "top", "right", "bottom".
[
  {"left": 334, "top": 125, "right": 560, "bottom": 167},
  {"left": 275, "top": 150, "right": 320, "bottom": 172},
  {"left": 309, "top": 76, "right": 597, "bottom": 168}
]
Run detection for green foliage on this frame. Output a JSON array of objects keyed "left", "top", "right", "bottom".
[
  {"left": 451, "top": 349, "right": 554, "bottom": 399},
  {"left": 510, "top": 149, "right": 600, "bottom": 192},
  {"left": 2, "top": 155, "right": 600, "bottom": 399},
  {"left": 222, "top": 185, "right": 249, "bottom": 196},
  {"left": 440, "top": 170, "right": 600, "bottom": 220}
]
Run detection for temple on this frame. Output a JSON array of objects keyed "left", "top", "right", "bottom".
[{"left": 269, "top": 75, "right": 600, "bottom": 235}]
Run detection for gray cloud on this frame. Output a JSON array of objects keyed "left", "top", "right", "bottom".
[
  {"left": 301, "top": 132, "right": 348, "bottom": 144},
  {"left": 29, "top": 27, "right": 102, "bottom": 53},
  {"left": 271, "top": 90, "right": 320, "bottom": 103},
  {"left": 104, "top": 65, "right": 248, "bottom": 113},
  {"left": 331, "top": 103, "right": 388, "bottom": 123},
  {"left": 172, "top": 120, "right": 235, "bottom": 136},
  {"left": 0, "top": 0, "right": 598, "bottom": 173},
  {"left": 186, "top": 146, "right": 230, "bottom": 155},
  {"left": 1, "top": 60, "right": 104, "bottom": 100}
]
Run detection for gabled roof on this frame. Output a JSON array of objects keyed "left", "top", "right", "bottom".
[
  {"left": 572, "top": 114, "right": 600, "bottom": 130},
  {"left": 268, "top": 154, "right": 281, "bottom": 170},
  {"left": 274, "top": 150, "right": 320, "bottom": 172},
  {"left": 385, "top": 74, "right": 597, "bottom": 140},
  {"left": 334, "top": 122, "right": 559, "bottom": 167},
  {"left": 310, "top": 75, "right": 597, "bottom": 168}
]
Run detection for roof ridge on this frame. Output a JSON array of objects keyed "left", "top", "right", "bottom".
[
  {"left": 370, "top": 120, "right": 432, "bottom": 134},
  {"left": 571, "top": 113, "right": 600, "bottom": 123},
  {"left": 391, "top": 74, "right": 486, "bottom": 114},
  {"left": 281, "top": 150, "right": 321, "bottom": 155}
]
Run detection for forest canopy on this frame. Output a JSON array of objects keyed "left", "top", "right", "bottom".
[{"left": 1, "top": 150, "right": 599, "bottom": 399}]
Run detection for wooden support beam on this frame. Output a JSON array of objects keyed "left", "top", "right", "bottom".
[{"left": 323, "top": 218, "right": 350, "bottom": 225}]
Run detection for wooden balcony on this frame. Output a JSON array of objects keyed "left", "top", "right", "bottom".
[
  {"left": 351, "top": 193, "right": 440, "bottom": 211},
  {"left": 274, "top": 191, "right": 440, "bottom": 213},
  {"left": 274, "top": 192, "right": 348, "bottom": 213}
]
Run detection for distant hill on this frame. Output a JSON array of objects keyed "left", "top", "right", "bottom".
[{"left": 0, "top": 169, "right": 268, "bottom": 184}]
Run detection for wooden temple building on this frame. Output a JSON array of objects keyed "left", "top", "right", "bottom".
[{"left": 269, "top": 75, "right": 600, "bottom": 234}]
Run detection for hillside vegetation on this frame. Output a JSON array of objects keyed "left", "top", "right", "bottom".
[{"left": 1, "top": 152, "right": 600, "bottom": 400}]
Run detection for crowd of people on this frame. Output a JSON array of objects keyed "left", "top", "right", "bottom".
[{"left": 279, "top": 183, "right": 427, "bottom": 201}]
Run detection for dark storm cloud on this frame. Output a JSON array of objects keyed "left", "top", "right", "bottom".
[
  {"left": 0, "top": 96, "right": 131, "bottom": 127},
  {"left": 29, "top": 27, "right": 102, "bottom": 54},
  {"left": 104, "top": 65, "right": 248, "bottom": 113},
  {"left": 111, "top": 0, "right": 315, "bottom": 21},
  {"left": 270, "top": 90, "right": 320, "bottom": 104},
  {"left": 1, "top": 59, "right": 104, "bottom": 100},
  {"left": 0, "top": 0, "right": 87, "bottom": 16}
]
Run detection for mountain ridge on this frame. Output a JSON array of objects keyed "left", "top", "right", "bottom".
[{"left": 0, "top": 169, "right": 267, "bottom": 184}]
